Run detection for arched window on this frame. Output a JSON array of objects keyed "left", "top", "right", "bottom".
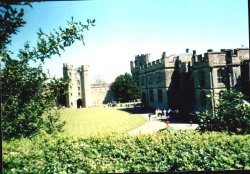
[{"left": 217, "top": 68, "right": 224, "bottom": 83}]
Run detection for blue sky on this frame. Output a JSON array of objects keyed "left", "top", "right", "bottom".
[{"left": 9, "top": 0, "right": 249, "bottom": 83}]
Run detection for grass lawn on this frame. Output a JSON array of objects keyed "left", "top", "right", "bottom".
[{"left": 60, "top": 107, "right": 146, "bottom": 136}]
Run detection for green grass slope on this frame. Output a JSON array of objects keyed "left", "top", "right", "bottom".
[{"left": 60, "top": 107, "right": 146, "bottom": 136}]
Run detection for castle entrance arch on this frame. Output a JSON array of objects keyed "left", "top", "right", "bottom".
[{"left": 77, "top": 99, "right": 83, "bottom": 108}]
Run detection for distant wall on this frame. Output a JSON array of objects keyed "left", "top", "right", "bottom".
[{"left": 91, "top": 84, "right": 113, "bottom": 106}]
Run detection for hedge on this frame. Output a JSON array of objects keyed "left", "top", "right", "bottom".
[{"left": 3, "top": 130, "right": 250, "bottom": 173}]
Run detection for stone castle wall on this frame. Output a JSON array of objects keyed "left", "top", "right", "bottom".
[
  {"left": 131, "top": 48, "right": 250, "bottom": 115},
  {"left": 91, "top": 84, "right": 114, "bottom": 106},
  {"left": 63, "top": 64, "right": 112, "bottom": 108}
]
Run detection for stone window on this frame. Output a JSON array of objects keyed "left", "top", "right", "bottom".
[
  {"left": 157, "top": 89, "right": 163, "bottom": 103},
  {"left": 148, "top": 74, "right": 153, "bottom": 85},
  {"left": 199, "top": 71, "right": 205, "bottom": 88},
  {"left": 156, "top": 72, "right": 161, "bottom": 84},
  {"left": 78, "top": 87, "right": 80, "bottom": 90},
  {"left": 219, "top": 90, "right": 224, "bottom": 100},
  {"left": 71, "top": 102, "right": 73, "bottom": 106},
  {"left": 151, "top": 74, "right": 154, "bottom": 85},
  {"left": 200, "top": 90, "right": 206, "bottom": 107},
  {"left": 149, "top": 89, "right": 154, "bottom": 102},
  {"left": 78, "top": 92, "right": 81, "bottom": 96},
  {"left": 217, "top": 68, "right": 224, "bottom": 83},
  {"left": 140, "top": 76, "right": 145, "bottom": 86},
  {"left": 233, "top": 73, "right": 238, "bottom": 85}
]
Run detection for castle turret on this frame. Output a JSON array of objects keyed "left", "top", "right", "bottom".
[
  {"left": 63, "top": 64, "right": 92, "bottom": 108},
  {"left": 79, "top": 65, "right": 92, "bottom": 108},
  {"left": 63, "top": 63, "right": 75, "bottom": 108},
  {"left": 131, "top": 54, "right": 150, "bottom": 85}
]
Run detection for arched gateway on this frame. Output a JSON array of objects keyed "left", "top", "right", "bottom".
[{"left": 77, "top": 99, "right": 83, "bottom": 108}]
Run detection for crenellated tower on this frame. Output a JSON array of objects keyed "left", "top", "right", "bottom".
[
  {"left": 63, "top": 63, "right": 92, "bottom": 108},
  {"left": 130, "top": 54, "right": 150, "bottom": 85},
  {"left": 79, "top": 65, "right": 92, "bottom": 108}
]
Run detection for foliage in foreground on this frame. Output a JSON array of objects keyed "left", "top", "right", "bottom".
[
  {"left": 197, "top": 90, "right": 250, "bottom": 134},
  {"left": 1, "top": 2, "right": 95, "bottom": 139},
  {"left": 3, "top": 130, "right": 250, "bottom": 173}
]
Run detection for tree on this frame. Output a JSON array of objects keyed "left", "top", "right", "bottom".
[
  {"left": 111, "top": 73, "right": 140, "bottom": 102},
  {"left": 0, "top": 1, "right": 30, "bottom": 52},
  {"left": 0, "top": 2, "right": 95, "bottom": 139},
  {"left": 197, "top": 90, "right": 250, "bottom": 134}
]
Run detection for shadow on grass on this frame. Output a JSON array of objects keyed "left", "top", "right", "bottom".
[
  {"left": 117, "top": 107, "right": 154, "bottom": 115},
  {"left": 117, "top": 107, "right": 196, "bottom": 125}
]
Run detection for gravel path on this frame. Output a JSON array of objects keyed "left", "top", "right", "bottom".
[{"left": 129, "top": 113, "right": 198, "bottom": 135}]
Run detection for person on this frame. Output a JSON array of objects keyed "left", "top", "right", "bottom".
[
  {"left": 148, "top": 114, "right": 151, "bottom": 121},
  {"left": 158, "top": 109, "right": 162, "bottom": 117},
  {"left": 163, "top": 109, "right": 166, "bottom": 117},
  {"left": 161, "top": 108, "right": 164, "bottom": 117},
  {"left": 167, "top": 108, "right": 172, "bottom": 116}
]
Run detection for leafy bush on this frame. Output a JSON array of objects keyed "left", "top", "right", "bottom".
[
  {"left": 3, "top": 131, "right": 250, "bottom": 173},
  {"left": 1, "top": 2, "right": 95, "bottom": 139},
  {"left": 197, "top": 90, "right": 250, "bottom": 134}
]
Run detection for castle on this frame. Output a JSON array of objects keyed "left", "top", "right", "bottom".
[
  {"left": 130, "top": 48, "right": 250, "bottom": 117},
  {"left": 63, "top": 47, "right": 249, "bottom": 115},
  {"left": 63, "top": 64, "right": 113, "bottom": 108}
]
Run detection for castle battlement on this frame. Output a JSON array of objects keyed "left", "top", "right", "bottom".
[
  {"left": 137, "top": 56, "right": 166, "bottom": 74},
  {"left": 192, "top": 48, "right": 249, "bottom": 68},
  {"left": 79, "top": 65, "right": 89, "bottom": 71},
  {"left": 135, "top": 52, "right": 185, "bottom": 74},
  {"left": 135, "top": 53, "right": 150, "bottom": 60},
  {"left": 91, "top": 83, "right": 109, "bottom": 88},
  {"left": 63, "top": 63, "right": 74, "bottom": 70}
]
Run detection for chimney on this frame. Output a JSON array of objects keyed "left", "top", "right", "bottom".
[
  {"left": 193, "top": 50, "right": 196, "bottom": 55},
  {"left": 162, "top": 52, "right": 166, "bottom": 58},
  {"left": 186, "top": 48, "right": 189, "bottom": 53}
]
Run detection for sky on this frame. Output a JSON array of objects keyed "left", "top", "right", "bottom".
[{"left": 8, "top": 0, "right": 249, "bottom": 83}]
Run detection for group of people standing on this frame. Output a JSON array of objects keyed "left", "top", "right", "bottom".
[
  {"left": 155, "top": 108, "right": 175, "bottom": 117},
  {"left": 148, "top": 108, "right": 179, "bottom": 121}
]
